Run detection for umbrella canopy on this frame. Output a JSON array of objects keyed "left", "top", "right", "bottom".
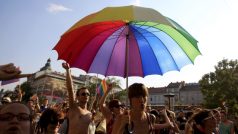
[{"left": 54, "top": 5, "right": 201, "bottom": 78}]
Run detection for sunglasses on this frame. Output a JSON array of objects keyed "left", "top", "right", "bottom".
[
  {"left": 81, "top": 92, "right": 90, "bottom": 96},
  {"left": 0, "top": 113, "right": 31, "bottom": 122},
  {"left": 114, "top": 104, "right": 125, "bottom": 108},
  {"left": 49, "top": 118, "right": 64, "bottom": 124}
]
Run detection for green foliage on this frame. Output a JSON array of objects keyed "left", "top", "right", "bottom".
[{"left": 199, "top": 59, "right": 238, "bottom": 115}]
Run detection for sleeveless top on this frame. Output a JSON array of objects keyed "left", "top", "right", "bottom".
[
  {"left": 219, "top": 122, "right": 233, "bottom": 134},
  {"left": 124, "top": 113, "right": 155, "bottom": 134}
]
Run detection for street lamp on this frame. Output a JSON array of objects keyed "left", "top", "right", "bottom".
[{"left": 164, "top": 93, "right": 175, "bottom": 110}]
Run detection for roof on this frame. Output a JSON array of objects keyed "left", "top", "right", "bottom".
[
  {"left": 148, "top": 87, "right": 166, "bottom": 93},
  {"left": 180, "top": 83, "right": 200, "bottom": 91},
  {"left": 167, "top": 81, "right": 185, "bottom": 88}
]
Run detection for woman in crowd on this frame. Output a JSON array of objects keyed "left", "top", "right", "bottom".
[
  {"left": 36, "top": 108, "right": 64, "bottom": 134},
  {"left": 192, "top": 109, "right": 217, "bottom": 134},
  {"left": 219, "top": 110, "right": 235, "bottom": 134},
  {"left": 99, "top": 84, "right": 124, "bottom": 134},
  {"left": 112, "top": 83, "right": 172, "bottom": 134}
]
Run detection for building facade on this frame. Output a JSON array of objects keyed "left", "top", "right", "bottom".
[
  {"left": 148, "top": 81, "right": 203, "bottom": 110},
  {"left": 27, "top": 59, "right": 94, "bottom": 103}
]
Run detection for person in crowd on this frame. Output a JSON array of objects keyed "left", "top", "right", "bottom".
[
  {"left": 149, "top": 109, "right": 160, "bottom": 134},
  {"left": 88, "top": 109, "right": 97, "bottom": 134},
  {"left": 36, "top": 108, "right": 64, "bottom": 134},
  {"left": 0, "top": 63, "right": 21, "bottom": 80},
  {"left": 192, "top": 109, "right": 217, "bottom": 134},
  {"left": 27, "top": 98, "right": 40, "bottom": 131},
  {"left": 166, "top": 110, "right": 180, "bottom": 134},
  {"left": 99, "top": 83, "right": 124, "bottom": 134},
  {"left": 58, "top": 107, "right": 69, "bottom": 134},
  {"left": 112, "top": 83, "right": 172, "bottom": 134},
  {"left": 219, "top": 110, "right": 235, "bottom": 134},
  {"left": 0, "top": 102, "right": 32, "bottom": 134},
  {"left": 184, "top": 111, "right": 195, "bottom": 134},
  {"left": 40, "top": 98, "right": 49, "bottom": 112},
  {"left": 62, "top": 62, "right": 92, "bottom": 134},
  {"left": 212, "top": 108, "right": 221, "bottom": 134},
  {"left": 176, "top": 110, "right": 187, "bottom": 133},
  {"left": 156, "top": 109, "right": 180, "bottom": 134}
]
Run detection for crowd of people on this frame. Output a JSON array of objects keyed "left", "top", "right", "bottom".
[{"left": 0, "top": 63, "right": 238, "bottom": 134}]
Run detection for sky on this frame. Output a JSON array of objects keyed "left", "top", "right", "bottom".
[{"left": 1, "top": 0, "right": 238, "bottom": 90}]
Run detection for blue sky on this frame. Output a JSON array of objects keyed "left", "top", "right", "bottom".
[{"left": 1, "top": 0, "right": 238, "bottom": 89}]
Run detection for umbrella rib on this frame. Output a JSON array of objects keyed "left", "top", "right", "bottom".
[
  {"left": 105, "top": 26, "right": 127, "bottom": 77},
  {"left": 146, "top": 26, "right": 181, "bottom": 71},
  {"left": 132, "top": 25, "right": 180, "bottom": 72},
  {"left": 130, "top": 25, "right": 162, "bottom": 76},
  {"left": 132, "top": 21, "right": 161, "bottom": 31},
  {"left": 149, "top": 24, "right": 195, "bottom": 66},
  {"left": 148, "top": 22, "right": 200, "bottom": 64}
]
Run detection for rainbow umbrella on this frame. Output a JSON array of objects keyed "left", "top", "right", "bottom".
[{"left": 53, "top": 5, "right": 201, "bottom": 86}]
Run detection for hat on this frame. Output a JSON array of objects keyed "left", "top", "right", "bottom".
[{"left": 2, "top": 97, "right": 11, "bottom": 103}]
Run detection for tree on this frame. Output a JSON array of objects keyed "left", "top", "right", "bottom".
[
  {"left": 199, "top": 59, "right": 238, "bottom": 115},
  {"left": 85, "top": 76, "right": 126, "bottom": 108}
]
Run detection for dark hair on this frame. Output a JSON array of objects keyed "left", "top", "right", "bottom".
[
  {"left": 108, "top": 99, "right": 121, "bottom": 110},
  {"left": 38, "top": 108, "right": 60, "bottom": 133},
  {"left": 150, "top": 109, "right": 160, "bottom": 117},
  {"left": 193, "top": 109, "right": 212, "bottom": 127},
  {"left": 76, "top": 87, "right": 88, "bottom": 96},
  {"left": 128, "top": 83, "right": 148, "bottom": 99}
]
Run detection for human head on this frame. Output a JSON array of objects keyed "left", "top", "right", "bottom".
[
  {"left": 76, "top": 87, "right": 90, "bottom": 103},
  {"left": 0, "top": 102, "right": 32, "bottom": 134},
  {"left": 27, "top": 100, "right": 35, "bottom": 111},
  {"left": 150, "top": 109, "right": 160, "bottom": 123},
  {"left": 43, "top": 98, "right": 49, "bottom": 106},
  {"left": 220, "top": 110, "right": 227, "bottom": 121},
  {"left": 108, "top": 99, "right": 124, "bottom": 115},
  {"left": 193, "top": 109, "right": 216, "bottom": 132},
  {"left": 38, "top": 108, "right": 63, "bottom": 134},
  {"left": 128, "top": 83, "right": 148, "bottom": 110}
]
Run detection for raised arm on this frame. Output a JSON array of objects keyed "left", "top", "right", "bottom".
[
  {"left": 169, "top": 116, "right": 180, "bottom": 133},
  {"left": 62, "top": 63, "right": 75, "bottom": 108},
  {"left": 99, "top": 83, "right": 113, "bottom": 120},
  {"left": 154, "top": 109, "right": 172, "bottom": 130}
]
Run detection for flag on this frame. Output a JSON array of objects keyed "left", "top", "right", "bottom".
[
  {"left": 97, "top": 79, "right": 107, "bottom": 96},
  {"left": 1, "top": 78, "right": 19, "bottom": 86}
]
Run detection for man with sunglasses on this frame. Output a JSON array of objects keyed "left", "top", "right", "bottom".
[
  {"left": 62, "top": 63, "right": 92, "bottom": 134},
  {"left": 0, "top": 102, "right": 32, "bottom": 134}
]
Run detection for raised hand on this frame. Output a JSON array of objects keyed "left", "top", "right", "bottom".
[
  {"left": 0, "top": 63, "right": 21, "bottom": 80},
  {"left": 107, "top": 83, "right": 113, "bottom": 92},
  {"left": 62, "top": 62, "right": 70, "bottom": 70}
]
